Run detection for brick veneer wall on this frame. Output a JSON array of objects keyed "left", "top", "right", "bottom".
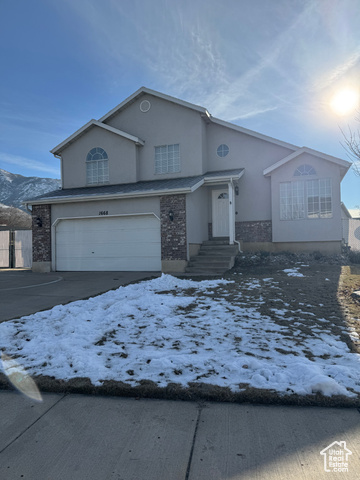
[
  {"left": 208, "top": 221, "right": 272, "bottom": 243},
  {"left": 235, "top": 220, "right": 272, "bottom": 243},
  {"left": 160, "top": 194, "right": 187, "bottom": 260},
  {"left": 32, "top": 204, "right": 51, "bottom": 262}
]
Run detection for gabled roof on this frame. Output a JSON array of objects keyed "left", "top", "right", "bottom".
[
  {"left": 99, "top": 87, "right": 299, "bottom": 151},
  {"left": 211, "top": 116, "right": 298, "bottom": 151},
  {"left": 24, "top": 169, "right": 244, "bottom": 206},
  {"left": 99, "top": 86, "right": 211, "bottom": 123},
  {"left": 263, "top": 146, "right": 351, "bottom": 178},
  {"left": 50, "top": 87, "right": 325, "bottom": 161},
  {"left": 50, "top": 120, "right": 145, "bottom": 155}
]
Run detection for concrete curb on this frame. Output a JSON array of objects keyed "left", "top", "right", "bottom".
[{"left": 0, "top": 373, "right": 359, "bottom": 408}]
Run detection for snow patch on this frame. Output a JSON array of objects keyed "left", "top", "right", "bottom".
[{"left": 0, "top": 274, "right": 359, "bottom": 398}]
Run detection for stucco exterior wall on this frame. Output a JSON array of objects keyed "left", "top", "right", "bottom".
[
  {"left": 51, "top": 197, "right": 160, "bottom": 222},
  {"left": 105, "top": 94, "right": 205, "bottom": 180},
  {"left": 186, "top": 187, "right": 209, "bottom": 245},
  {"left": 206, "top": 123, "right": 294, "bottom": 221},
  {"left": 60, "top": 126, "right": 138, "bottom": 189},
  {"left": 270, "top": 153, "right": 342, "bottom": 242}
]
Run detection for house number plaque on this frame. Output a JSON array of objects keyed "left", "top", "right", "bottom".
[{"left": 99, "top": 211, "right": 109, "bottom": 216}]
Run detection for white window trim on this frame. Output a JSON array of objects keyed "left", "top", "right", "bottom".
[
  {"left": 217, "top": 144, "right": 230, "bottom": 158},
  {"left": 154, "top": 144, "right": 180, "bottom": 174},
  {"left": 280, "top": 178, "right": 332, "bottom": 220},
  {"left": 86, "top": 148, "right": 109, "bottom": 185}
]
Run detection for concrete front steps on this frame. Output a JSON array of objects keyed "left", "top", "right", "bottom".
[{"left": 185, "top": 238, "right": 239, "bottom": 275}]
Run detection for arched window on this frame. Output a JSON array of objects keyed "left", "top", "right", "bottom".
[
  {"left": 86, "top": 147, "right": 109, "bottom": 185},
  {"left": 294, "top": 164, "right": 316, "bottom": 176}
]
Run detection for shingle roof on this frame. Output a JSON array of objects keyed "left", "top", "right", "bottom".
[{"left": 25, "top": 169, "right": 244, "bottom": 205}]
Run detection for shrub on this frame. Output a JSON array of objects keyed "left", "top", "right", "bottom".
[
  {"left": 313, "top": 251, "right": 324, "bottom": 261},
  {"left": 349, "top": 250, "right": 360, "bottom": 264}
]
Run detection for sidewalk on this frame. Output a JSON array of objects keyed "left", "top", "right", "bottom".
[{"left": 1, "top": 391, "right": 359, "bottom": 479}]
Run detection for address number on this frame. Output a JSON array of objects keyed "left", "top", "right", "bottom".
[{"left": 99, "top": 211, "right": 109, "bottom": 216}]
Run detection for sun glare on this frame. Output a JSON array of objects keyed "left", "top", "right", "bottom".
[{"left": 330, "top": 88, "right": 359, "bottom": 116}]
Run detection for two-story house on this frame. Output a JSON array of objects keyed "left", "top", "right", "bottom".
[{"left": 26, "top": 87, "right": 351, "bottom": 272}]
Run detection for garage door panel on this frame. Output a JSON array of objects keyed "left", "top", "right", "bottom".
[
  {"left": 56, "top": 243, "right": 161, "bottom": 259},
  {"left": 55, "top": 216, "right": 161, "bottom": 271}
]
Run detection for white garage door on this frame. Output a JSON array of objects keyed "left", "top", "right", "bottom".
[{"left": 55, "top": 215, "right": 161, "bottom": 271}]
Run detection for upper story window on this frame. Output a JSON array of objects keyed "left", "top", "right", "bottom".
[
  {"left": 86, "top": 147, "right": 109, "bottom": 185},
  {"left": 155, "top": 144, "right": 180, "bottom": 174},
  {"left": 294, "top": 164, "right": 316, "bottom": 176},
  {"left": 217, "top": 144, "right": 229, "bottom": 157},
  {"left": 280, "top": 178, "right": 332, "bottom": 220}
]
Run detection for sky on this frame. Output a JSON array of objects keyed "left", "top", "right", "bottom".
[{"left": 1, "top": 0, "right": 360, "bottom": 208}]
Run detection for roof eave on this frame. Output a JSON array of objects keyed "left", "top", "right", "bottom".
[
  {"left": 24, "top": 185, "right": 202, "bottom": 206},
  {"left": 50, "top": 119, "right": 96, "bottom": 155},
  {"left": 50, "top": 120, "right": 144, "bottom": 155},
  {"left": 210, "top": 117, "right": 299, "bottom": 151},
  {"left": 203, "top": 170, "right": 244, "bottom": 184},
  {"left": 99, "top": 86, "right": 209, "bottom": 123},
  {"left": 263, "top": 147, "right": 352, "bottom": 176}
]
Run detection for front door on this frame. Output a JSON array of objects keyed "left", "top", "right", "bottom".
[{"left": 212, "top": 189, "right": 229, "bottom": 237}]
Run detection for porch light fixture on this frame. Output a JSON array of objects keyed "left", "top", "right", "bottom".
[
  {"left": 36, "top": 217, "right": 43, "bottom": 228},
  {"left": 168, "top": 210, "right": 174, "bottom": 222},
  {"left": 235, "top": 185, "right": 239, "bottom": 196}
]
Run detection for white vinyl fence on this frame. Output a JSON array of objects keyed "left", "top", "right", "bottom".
[
  {"left": 14, "top": 230, "right": 32, "bottom": 267},
  {"left": 0, "top": 231, "right": 9, "bottom": 267},
  {"left": 0, "top": 230, "right": 32, "bottom": 268},
  {"left": 343, "top": 218, "right": 360, "bottom": 251}
]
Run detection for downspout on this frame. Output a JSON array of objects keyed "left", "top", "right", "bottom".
[
  {"left": 229, "top": 180, "right": 242, "bottom": 253},
  {"left": 234, "top": 239, "right": 242, "bottom": 253},
  {"left": 53, "top": 153, "right": 63, "bottom": 189}
]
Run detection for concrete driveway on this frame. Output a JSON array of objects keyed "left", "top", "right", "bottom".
[{"left": 0, "top": 269, "right": 160, "bottom": 322}]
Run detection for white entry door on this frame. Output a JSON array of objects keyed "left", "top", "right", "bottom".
[{"left": 212, "top": 189, "right": 229, "bottom": 237}]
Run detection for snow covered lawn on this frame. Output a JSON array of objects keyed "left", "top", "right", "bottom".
[{"left": 1, "top": 271, "right": 360, "bottom": 399}]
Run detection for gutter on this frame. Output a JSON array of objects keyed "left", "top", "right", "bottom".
[{"left": 24, "top": 182, "right": 205, "bottom": 207}]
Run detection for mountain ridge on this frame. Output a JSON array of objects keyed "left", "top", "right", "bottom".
[{"left": 0, "top": 168, "right": 61, "bottom": 211}]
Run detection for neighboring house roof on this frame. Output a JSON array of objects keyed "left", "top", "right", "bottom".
[
  {"left": 25, "top": 169, "right": 244, "bottom": 206},
  {"left": 341, "top": 202, "right": 352, "bottom": 218},
  {"left": 50, "top": 120, "right": 145, "bottom": 155},
  {"left": 263, "top": 146, "right": 351, "bottom": 178},
  {"left": 348, "top": 208, "right": 360, "bottom": 219}
]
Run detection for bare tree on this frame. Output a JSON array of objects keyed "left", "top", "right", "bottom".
[
  {"left": 0, "top": 204, "right": 31, "bottom": 229},
  {"left": 341, "top": 120, "right": 360, "bottom": 176}
]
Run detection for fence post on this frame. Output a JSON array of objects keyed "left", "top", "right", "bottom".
[{"left": 9, "top": 230, "right": 15, "bottom": 268}]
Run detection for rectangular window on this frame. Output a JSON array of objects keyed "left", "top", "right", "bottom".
[
  {"left": 280, "top": 179, "right": 332, "bottom": 220},
  {"left": 155, "top": 144, "right": 180, "bottom": 174},
  {"left": 280, "top": 181, "right": 305, "bottom": 220},
  {"left": 86, "top": 160, "right": 109, "bottom": 185}
]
